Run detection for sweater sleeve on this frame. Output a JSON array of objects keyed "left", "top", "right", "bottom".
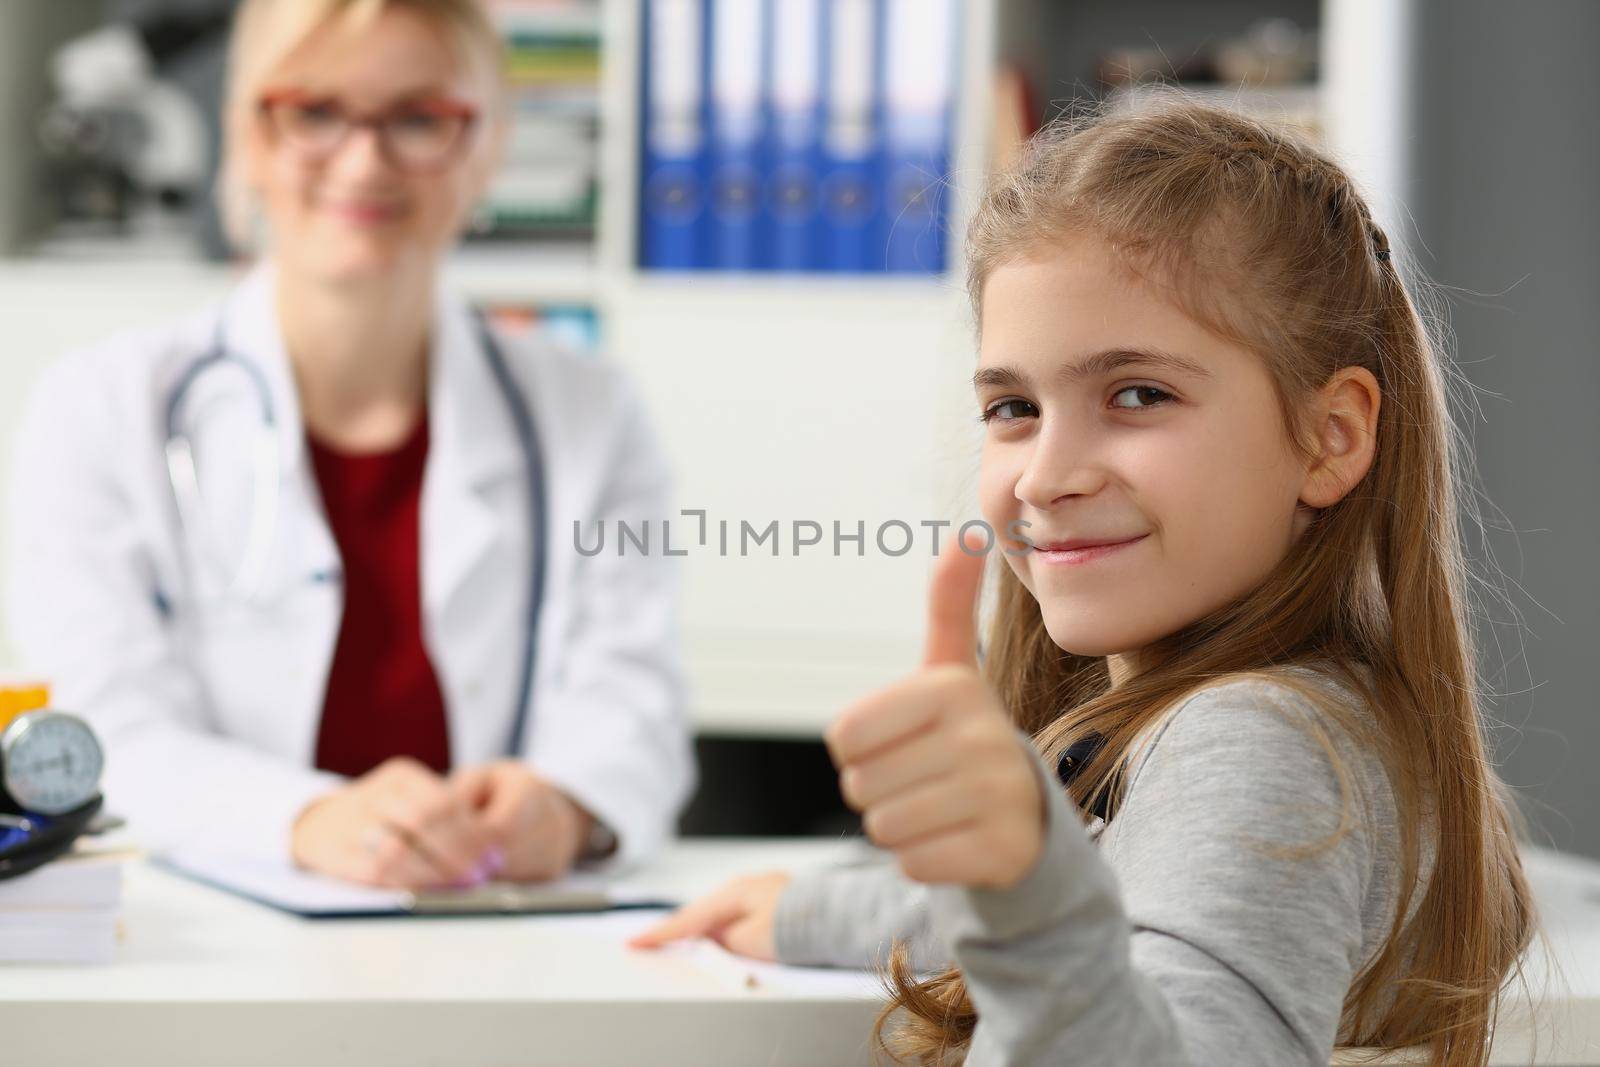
[
  {"left": 928, "top": 679, "right": 1379, "bottom": 1067},
  {"left": 772, "top": 848, "right": 949, "bottom": 972}
]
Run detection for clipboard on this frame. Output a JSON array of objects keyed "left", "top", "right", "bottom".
[{"left": 155, "top": 849, "right": 678, "bottom": 919}]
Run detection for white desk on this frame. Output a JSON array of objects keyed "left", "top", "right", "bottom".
[{"left": 2, "top": 840, "right": 1598, "bottom": 1066}]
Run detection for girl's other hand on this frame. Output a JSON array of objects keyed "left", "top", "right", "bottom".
[
  {"left": 827, "top": 531, "right": 1046, "bottom": 891},
  {"left": 627, "top": 871, "right": 791, "bottom": 961}
]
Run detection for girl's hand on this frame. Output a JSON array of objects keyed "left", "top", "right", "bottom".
[
  {"left": 450, "top": 761, "right": 593, "bottom": 883},
  {"left": 827, "top": 532, "right": 1046, "bottom": 891},
  {"left": 291, "top": 756, "right": 499, "bottom": 889},
  {"left": 626, "top": 871, "right": 792, "bottom": 961}
]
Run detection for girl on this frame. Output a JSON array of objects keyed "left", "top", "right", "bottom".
[
  {"left": 5, "top": 0, "right": 690, "bottom": 889},
  {"left": 632, "top": 99, "right": 1536, "bottom": 1066}
]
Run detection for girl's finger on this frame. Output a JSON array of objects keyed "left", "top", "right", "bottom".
[
  {"left": 715, "top": 914, "right": 778, "bottom": 962},
  {"left": 627, "top": 889, "right": 745, "bottom": 949},
  {"left": 923, "top": 528, "right": 986, "bottom": 668},
  {"left": 864, "top": 778, "right": 981, "bottom": 850},
  {"left": 826, "top": 668, "right": 964, "bottom": 767},
  {"left": 892, "top": 823, "right": 993, "bottom": 887},
  {"left": 840, "top": 724, "right": 957, "bottom": 811}
]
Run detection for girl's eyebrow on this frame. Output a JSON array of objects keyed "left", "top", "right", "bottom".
[{"left": 972, "top": 347, "right": 1214, "bottom": 391}]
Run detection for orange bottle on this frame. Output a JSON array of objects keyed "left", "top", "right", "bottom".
[{"left": 0, "top": 682, "right": 51, "bottom": 732}]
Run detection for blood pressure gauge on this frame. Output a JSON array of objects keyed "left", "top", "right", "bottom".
[{"left": 0, "top": 711, "right": 104, "bottom": 815}]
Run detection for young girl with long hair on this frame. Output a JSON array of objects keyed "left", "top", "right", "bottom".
[{"left": 633, "top": 97, "right": 1536, "bottom": 1067}]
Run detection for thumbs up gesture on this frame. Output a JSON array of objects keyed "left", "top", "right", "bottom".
[{"left": 825, "top": 531, "right": 1047, "bottom": 890}]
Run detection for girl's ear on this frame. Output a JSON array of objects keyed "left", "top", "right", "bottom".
[{"left": 1299, "top": 366, "right": 1382, "bottom": 509}]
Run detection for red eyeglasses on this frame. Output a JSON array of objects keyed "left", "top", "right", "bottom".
[{"left": 256, "top": 90, "right": 481, "bottom": 172}]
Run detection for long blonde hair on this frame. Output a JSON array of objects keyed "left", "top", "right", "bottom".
[
  {"left": 877, "top": 97, "right": 1537, "bottom": 1067},
  {"left": 217, "top": 0, "right": 505, "bottom": 247}
]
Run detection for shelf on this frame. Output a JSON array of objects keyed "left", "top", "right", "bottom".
[
  {"left": 12, "top": 230, "right": 235, "bottom": 277},
  {"left": 1106, "top": 82, "right": 1322, "bottom": 131},
  {"left": 5, "top": 235, "right": 604, "bottom": 308},
  {"left": 612, "top": 267, "right": 968, "bottom": 306},
  {"left": 446, "top": 243, "right": 599, "bottom": 305}
]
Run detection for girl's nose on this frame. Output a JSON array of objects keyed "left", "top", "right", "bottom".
[{"left": 1014, "top": 418, "right": 1109, "bottom": 508}]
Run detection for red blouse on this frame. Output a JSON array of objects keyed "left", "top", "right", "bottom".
[{"left": 307, "top": 415, "right": 450, "bottom": 778}]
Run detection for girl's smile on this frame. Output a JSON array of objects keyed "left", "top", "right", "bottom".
[{"left": 1029, "top": 532, "right": 1150, "bottom": 566}]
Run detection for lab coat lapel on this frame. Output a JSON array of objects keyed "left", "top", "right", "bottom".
[
  {"left": 215, "top": 264, "right": 342, "bottom": 764},
  {"left": 222, "top": 264, "right": 341, "bottom": 582},
  {"left": 421, "top": 294, "right": 520, "bottom": 629},
  {"left": 422, "top": 295, "right": 529, "bottom": 764}
]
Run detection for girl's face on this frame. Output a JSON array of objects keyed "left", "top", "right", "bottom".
[
  {"left": 243, "top": 7, "right": 499, "bottom": 282},
  {"left": 976, "top": 235, "right": 1310, "bottom": 674}
]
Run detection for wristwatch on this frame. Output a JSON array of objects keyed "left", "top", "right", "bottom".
[{"left": 581, "top": 818, "right": 618, "bottom": 861}]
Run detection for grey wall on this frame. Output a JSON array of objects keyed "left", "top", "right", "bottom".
[{"left": 1408, "top": 0, "right": 1600, "bottom": 859}]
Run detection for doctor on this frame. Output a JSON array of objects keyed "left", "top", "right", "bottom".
[{"left": 4, "top": 0, "right": 692, "bottom": 889}]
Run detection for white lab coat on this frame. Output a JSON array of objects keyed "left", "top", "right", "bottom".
[{"left": 4, "top": 264, "right": 693, "bottom": 869}]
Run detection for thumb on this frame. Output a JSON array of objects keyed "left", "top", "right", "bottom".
[{"left": 923, "top": 526, "right": 987, "bottom": 667}]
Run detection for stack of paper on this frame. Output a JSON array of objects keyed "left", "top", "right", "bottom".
[{"left": 0, "top": 853, "right": 123, "bottom": 964}]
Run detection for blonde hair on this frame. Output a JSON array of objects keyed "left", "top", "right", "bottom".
[
  {"left": 217, "top": 0, "right": 505, "bottom": 247},
  {"left": 877, "top": 96, "right": 1538, "bottom": 1067}
]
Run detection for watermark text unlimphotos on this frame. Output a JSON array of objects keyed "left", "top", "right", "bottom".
[{"left": 573, "top": 511, "right": 1036, "bottom": 558}]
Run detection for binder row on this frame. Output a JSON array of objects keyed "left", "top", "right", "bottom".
[{"left": 639, "top": 0, "right": 961, "bottom": 274}]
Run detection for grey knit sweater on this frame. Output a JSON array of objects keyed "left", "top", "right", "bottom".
[{"left": 773, "top": 673, "right": 1431, "bottom": 1066}]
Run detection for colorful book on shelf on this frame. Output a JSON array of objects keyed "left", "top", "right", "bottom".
[
  {"left": 486, "top": 0, "right": 602, "bottom": 38},
  {"left": 477, "top": 0, "right": 603, "bottom": 242},
  {"left": 477, "top": 301, "right": 601, "bottom": 354}
]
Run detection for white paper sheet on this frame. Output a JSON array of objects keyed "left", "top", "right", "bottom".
[{"left": 542, "top": 908, "right": 891, "bottom": 998}]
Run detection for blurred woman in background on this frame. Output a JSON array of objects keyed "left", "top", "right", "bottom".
[{"left": 5, "top": 0, "right": 692, "bottom": 888}]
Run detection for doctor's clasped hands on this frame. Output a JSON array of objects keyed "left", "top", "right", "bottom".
[{"left": 291, "top": 756, "right": 600, "bottom": 889}]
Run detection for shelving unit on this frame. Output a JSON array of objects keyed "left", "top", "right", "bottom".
[{"left": 592, "top": 0, "right": 997, "bottom": 736}]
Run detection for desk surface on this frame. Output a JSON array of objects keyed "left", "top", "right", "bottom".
[{"left": 3, "top": 840, "right": 1598, "bottom": 1067}]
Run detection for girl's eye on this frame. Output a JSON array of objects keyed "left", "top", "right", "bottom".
[
  {"left": 1110, "top": 385, "right": 1174, "bottom": 410},
  {"left": 979, "top": 398, "right": 1039, "bottom": 423}
]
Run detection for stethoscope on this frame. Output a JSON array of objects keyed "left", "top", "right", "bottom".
[{"left": 161, "top": 307, "right": 547, "bottom": 758}]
